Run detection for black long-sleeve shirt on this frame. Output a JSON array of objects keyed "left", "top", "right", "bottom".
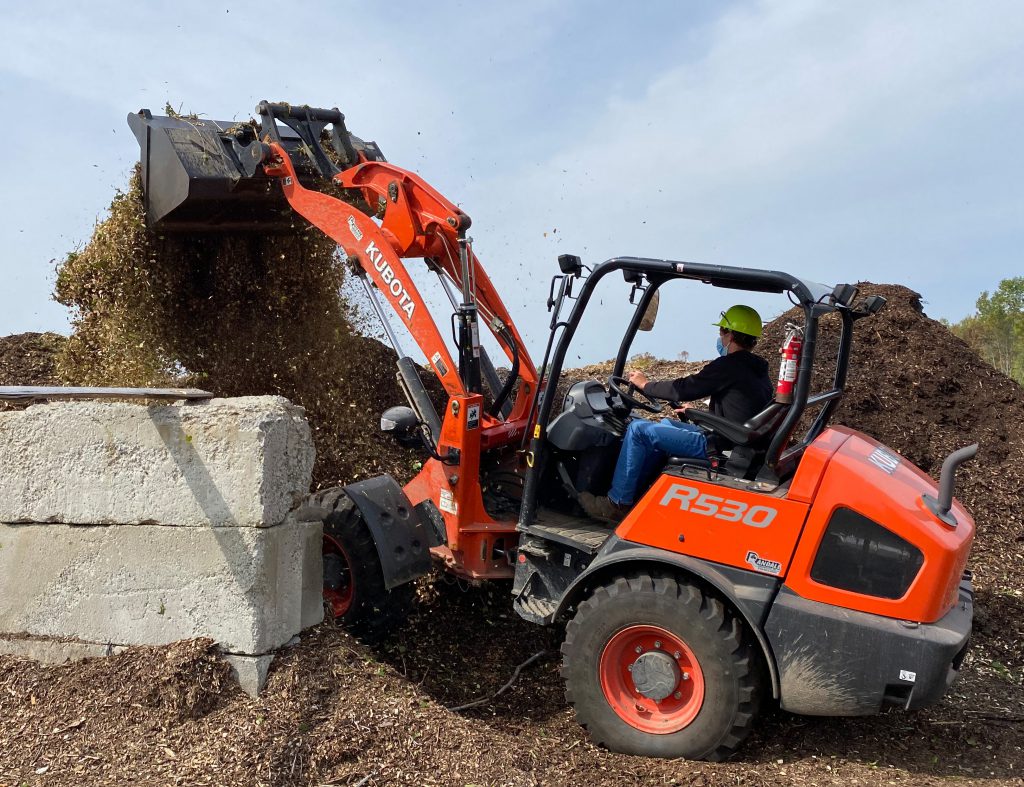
[{"left": 643, "top": 350, "right": 773, "bottom": 427}]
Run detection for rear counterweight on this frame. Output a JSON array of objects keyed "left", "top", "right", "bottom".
[{"left": 765, "top": 576, "right": 973, "bottom": 715}]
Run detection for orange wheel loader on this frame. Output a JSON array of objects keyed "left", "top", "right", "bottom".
[{"left": 129, "top": 102, "right": 976, "bottom": 760}]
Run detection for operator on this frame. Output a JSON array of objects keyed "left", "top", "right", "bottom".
[{"left": 581, "top": 305, "right": 773, "bottom": 522}]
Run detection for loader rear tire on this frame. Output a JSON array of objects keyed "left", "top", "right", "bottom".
[
  {"left": 314, "top": 487, "right": 413, "bottom": 638},
  {"left": 561, "top": 573, "right": 761, "bottom": 761}
]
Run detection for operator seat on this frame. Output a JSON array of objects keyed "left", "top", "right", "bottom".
[{"left": 667, "top": 400, "right": 790, "bottom": 479}]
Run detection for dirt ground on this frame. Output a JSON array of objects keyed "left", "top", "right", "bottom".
[
  {"left": 0, "top": 582, "right": 1021, "bottom": 787},
  {"left": 1, "top": 285, "right": 1023, "bottom": 786}
]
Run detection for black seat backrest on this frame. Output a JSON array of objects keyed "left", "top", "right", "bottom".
[
  {"left": 685, "top": 400, "right": 790, "bottom": 449},
  {"left": 743, "top": 401, "right": 789, "bottom": 445}
]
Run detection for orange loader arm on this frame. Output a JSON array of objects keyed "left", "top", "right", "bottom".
[
  {"left": 257, "top": 123, "right": 536, "bottom": 581},
  {"left": 262, "top": 142, "right": 539, "bottom": 435}
]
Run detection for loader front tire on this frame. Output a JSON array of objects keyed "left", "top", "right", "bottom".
[
  {"left": 314, "top": 487, "right": 413, "bottom": 638},
  {"left": 561, "top": 573, "right": 761, "bottom": 761}
]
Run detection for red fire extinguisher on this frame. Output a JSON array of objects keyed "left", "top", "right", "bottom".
[{"left": 776, "top": 324, "right": 803, "bottom": 403}]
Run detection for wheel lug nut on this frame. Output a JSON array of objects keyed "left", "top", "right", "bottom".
[
  {"left": 682, "top": 672, "right": 690, "bottom": 681},
  {"left": 674, "top": 691, "right": 682, "bottom": 699},
  {"left": 635, "top": 646, "right": 643, "bottom": 654},
  {"left": 627, "top": 664, "right": 633, "bottom": 672},
  {"left": 654, "top": 640, "right": 662, "bottom": 649},
  {"left": 673, "top": 651, "right": 681, "bottom": 659}
]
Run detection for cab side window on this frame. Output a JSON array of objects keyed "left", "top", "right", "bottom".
[{"left": 810, "top": 507, "right": 924, "bottom": 599}]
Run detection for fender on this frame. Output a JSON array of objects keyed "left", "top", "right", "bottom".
[
  {"left": 552, "top": 536, "right": 782, "bottom": 699},
  {"left": 343, "top": 475, "right": 434, "bottom": 589}
]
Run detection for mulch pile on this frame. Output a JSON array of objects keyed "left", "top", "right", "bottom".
[
  {"left": 0, "top": 332, "right": 66, "bottom": 413},
  {"left": 0, "top": 333, "right": 65, "bottom": 387}
]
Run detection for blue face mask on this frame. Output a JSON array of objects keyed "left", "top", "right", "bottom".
[{"left": 716, "top": 336, "right": 727, "bottom": 356}]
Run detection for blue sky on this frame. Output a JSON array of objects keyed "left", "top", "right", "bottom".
[{"left": 1, "top": 0, "right": 1021, "bottom": 364}]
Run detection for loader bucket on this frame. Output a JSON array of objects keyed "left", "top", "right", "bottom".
[{"left": 128, "top": 104, "right": 383, "bottom": 232}]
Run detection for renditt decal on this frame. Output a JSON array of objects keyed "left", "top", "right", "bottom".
[
  {"left": 745, "top": 551, "right": 782, "bottom": 575},
  {"left": 431, "top": 351, "right": 449, "bottom": 378},
  {"left": 659, "top": 483, "right": 778, "bottom": 528},
  {"left": 347, "top": 215, "right": 363, "bottom": 241},
  {"left": 439, "top": 489, "right": 457, "bottom": 515}
]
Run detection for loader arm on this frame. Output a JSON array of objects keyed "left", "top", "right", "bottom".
[
  {"left": 259, "top": 131, "right": 534, "bottom": 580},
  {"left": 262, "top": 142, "right": 538, "bottom": 437}
]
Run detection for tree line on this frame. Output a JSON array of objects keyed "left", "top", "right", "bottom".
[{"left": 946, "top": 277, "right": 1024, "bottom": 385}]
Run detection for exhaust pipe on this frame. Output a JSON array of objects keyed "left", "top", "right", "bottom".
[{"left": 923, "top": 443, "right": 978, "bottom": 527}]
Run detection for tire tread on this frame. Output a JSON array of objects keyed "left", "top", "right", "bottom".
[
  {"left": 318, "top": 487, "right": 413, "bottom": 639},
  {"left": 561, "top": 571, "right": 762, "bottom": 761}
]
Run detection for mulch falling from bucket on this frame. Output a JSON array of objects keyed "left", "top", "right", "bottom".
[{"left": 52, "top": 169, "right": 420, "bottom": 488}]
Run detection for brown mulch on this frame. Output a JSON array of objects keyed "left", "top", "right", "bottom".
[
  {"left": 0, "top": 583, "right": 1020, "bottom": 787},
  {"left": 0, "top": 333, "right": 65, "bottom": 386},
  {"left": 0, "top": 332, "right": 66, "bottom": 413}
]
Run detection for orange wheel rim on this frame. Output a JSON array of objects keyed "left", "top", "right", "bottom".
[
  {"left": 322, "top": 534, "right": 354, "bottom": 618},
  {"left": 599, "top": 624, "right": 705, "bottom": 734}
]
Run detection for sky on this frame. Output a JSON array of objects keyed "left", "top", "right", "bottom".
[{"left": 1, "top": 0, "right": 1021, "bottom": 365}]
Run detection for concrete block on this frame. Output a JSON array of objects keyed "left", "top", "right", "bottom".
[
  {"left": 224, "top": 653, "right": 275, "bottom": 697},
  {"left": 0, "top": 396, "right": 314, "bottom": 528},
  {"left": 300, "top": 518, "right": 326, "bottom": 629},
  {"left": 0, "top": 635, "right": 124, "bottom": 663},
  {"left": 0, "top": 517, "right": 322, "bottom": 654}
]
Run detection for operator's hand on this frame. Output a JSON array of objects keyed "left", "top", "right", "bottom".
[
  {"left": 627, "top": 370, "right": 649, "bottom": 390},
  {"left": 673, "top": 406, "right": 691, "bottom": 418}
]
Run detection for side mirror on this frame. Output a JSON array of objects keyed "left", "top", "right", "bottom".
[
  {"left": 832, "top": 283, "right": 859, "bottom": 307},
  {"left": 851, "top": 294, "right": 887, "bottom": 319},
  {"left": 638, "top": 290, "right": 660, "bottom": 332},
  {"left": 558, "top": 254, "right": 583, "bottom": 276},
  {"left": 380, "top": 406, "right": 422, "bottom": 448},
  {"left": 863, "top": 295, "right": 886, "bottom": 314}
]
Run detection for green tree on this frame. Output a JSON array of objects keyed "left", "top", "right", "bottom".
[{"left": 950, "top": 277, "right": 1024, "bottom": 383}]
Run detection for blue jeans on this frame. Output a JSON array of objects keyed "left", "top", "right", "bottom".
[{"left": 608, "top": 419, "right": 707, "bottom": 505}]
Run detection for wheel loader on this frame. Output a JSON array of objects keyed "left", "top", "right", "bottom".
[{"left": 129, "top": 103, "right": 976, "bottom": 761}]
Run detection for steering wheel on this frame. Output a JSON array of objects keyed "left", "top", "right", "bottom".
[{"left": 607, "top": 375, "right": 663, "bottom": 414}]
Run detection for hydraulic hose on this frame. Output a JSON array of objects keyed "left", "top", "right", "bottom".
[{"left": 488, "top": 325, "right": 520, "bottom": 418}]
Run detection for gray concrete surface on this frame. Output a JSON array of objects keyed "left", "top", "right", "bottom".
[
  {"left": 224, "top": 653, "right": 276, "bottom": 696},
  {"left": 0, "top": 516, "right": 323, "bottom": 655},
  {"left": 0, "top": 635, "right": 125, "bottom": 663},
  {"left": 0, "top": 396, "right": 314, "bottom": 528},
  {"left": 0, "top": 395, "right": 324, "bottom": 697}
]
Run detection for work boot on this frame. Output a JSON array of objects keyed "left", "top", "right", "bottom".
[{"left": 578, "top": 492, "right": 630, "bottom": 523}]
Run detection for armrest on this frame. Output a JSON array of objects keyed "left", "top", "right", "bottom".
[{"left": 685, "top": 409, "right": 755, "bottom": 446}]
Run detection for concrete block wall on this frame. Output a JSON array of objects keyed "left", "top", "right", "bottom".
[{"left": 0, "top": 396, "right": 323, "bottom": 695}]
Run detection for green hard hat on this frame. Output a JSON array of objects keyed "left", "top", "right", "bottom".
[{"left": 713, "top": 304, "right": 763, "bottom": 337}]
